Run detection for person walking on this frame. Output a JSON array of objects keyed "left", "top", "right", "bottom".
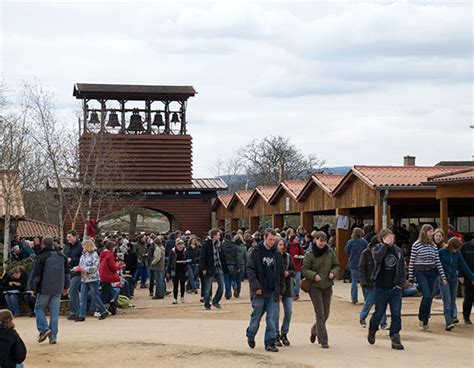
[
  {"left": 344, "top": 228, "right": 368, "bottom": 304},
  {"left": 167, "top": 239, "right": 188, "bottom": 304},
  {"left": 302, "top": 231, "right": 340, "bottom": 349},
  {"left": 234, "top": 234, "right": 248, "bottom": 298},
  {"left": 75, "top": 239, "right": 110, "bottom": 322},
  {"left": 358, "top": 237, "right": 387, "bottom": 329},
  {"left": 288, "top": 235, "right": 305, "bottom": 301},
  {"left": 135, "top": 234, "right": 149, "bottom": 289},
  {"left": 31, "top": 237, "right": 70, "bottom": 344},
  {"left": 460, "top": 237, "right": 474, "bottom": 324},
  {"left": 64, "top": 230, "right": 82, "bottom": 321},
  {"left": 99, "top": 240, "right": 125, "bottom": 315},
  {"left": 438, "top": 237, "right": 474, "bottom": 330},
  {"left": 0, "top": 309, "right": 27, "bottom": 368},
  {"left": 199, "top": 229, "right": 228, "bottom": 310},
  {"left": 185, "top": 236, "right": 201, "bottom": 293},
  {"left": 150, "top": 237, "right": 166, "bottom": 299},
  {"left": 408, "top": 224, "right": 447, "bottom": 331},
  {"left": 367, "top": 229, "right": 405, "bottom": 350},
  {"left": 275, "top": 239, "right": 295, "bottom": 347},
  {"left": 246, "top": 229, "right": 284, "bottom": 352},
  {"left": 222, "top": 233, "right": 238, "bottom": 300}
]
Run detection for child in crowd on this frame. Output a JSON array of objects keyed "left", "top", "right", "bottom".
[{"left": 0, "top": 309, "right": 27, "bottom": 368}]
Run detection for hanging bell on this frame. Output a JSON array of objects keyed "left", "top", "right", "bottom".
[
  {"left": 170, "top": 112, "right": 180, "bottom": 124},
  {"left": 106, "top": 110, "right": 121, "bottom": 128},
  {"left": 127, "top": 109, "right": 145, "bottom": 132},
  {"left": 152, "top": 112, "right": 164, "bottom": 127},
  {"left": 88, "top": 111, "right": 100, "bottom": 125}
]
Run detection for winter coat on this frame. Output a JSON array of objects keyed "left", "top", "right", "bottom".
[
  {"left": 358, "top": 246, "right": 376, "bottom": 289},
  {"left": 281, "top": 252, "right": 296, "bottom": 298},
  {"left": 0, "top": 326, "right": 27, "bottom": 368},
  {"left": 149, "top": 244, "right": 165, "bottom": 272},
  {"left": 99, "top": 250, "right": 122, "bottom": 283},
  {"left": 288, "top": 242, "right": 305, "bottom": 273},
  {"left": 31, "top": 246, "right": 70, "bottom": 295},
  {"left": 79, "top": 252, "right": 100, "bottom": 283},
  {"left": 302, "top": 247, "right": 340, "bottom": 290},
  {"left": 221, "top": 241, "right": 238, "bottom": 266},
  {"left": 371, "top": 243, "right": 406, "bottom": 287},
  {"left": 199, "top": 239, "right": 228, "bottom": 276},
  {"left": 64, "top": 240, "right": 83, "bottom": 278},
  {"left": 236, "top": 242, "right": 248, "bottom": 267},
  {"left": 4, "top": 272, "right": 28, "bottom": 292},
  {"left": 344, "top": 238, "right": 368, "bottom": 269}
]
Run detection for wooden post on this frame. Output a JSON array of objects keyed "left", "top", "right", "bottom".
[
  {"left": 217, "top": 219, "right": 225, "bottom": 229},
  {"left": 440, "top": 198, "right": 449, "bottom": 237},
  {"left": 272, "top": 214, "right": 284, "bottom": 229},
  {"left": 249, "top": 216, "right": 259, "bottom": 232},
  {"left": 374, "top": 204, "right": 383, "bottom": 232},
  {"left": 230, "top": 218, "right": 239, "bottom": 232},
  {"left": 335, "top": 208, "right": 350, "bottom": 278},
  {"left": 301, "top": 212, "right": 313, "bottom": 232}
]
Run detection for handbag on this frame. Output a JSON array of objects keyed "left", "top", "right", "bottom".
[{"left": 300, "top": 277, "right": 312, "bottom": 293}]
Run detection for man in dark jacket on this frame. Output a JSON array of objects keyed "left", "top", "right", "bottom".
[
  {"left": 222, "top": 233, "right": 238, "bottom": 299},
  {"left": 367, "top": 229, "right": 405, "bottom": 350},
  {"left": 460, "top": 238, "right": 474, "bottom": 324},
  {"left": 358, "top": 239, "right": 387, "bottom": 328},
  {"left": 63, "top": 230, "right": 82, "bottom": 320},
  {"left": 199, "top": 229, "right": 228, "bottom": 310},
  {"left": 31, "top": 237, "right": 70, "bottom": 344},
  {"left": 246, "top": 229, "right": 285, "bottom": 353}
]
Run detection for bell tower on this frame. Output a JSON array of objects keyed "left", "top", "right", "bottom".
[{"left": 73, "top": 83, "right": 196, "bottom": 187}]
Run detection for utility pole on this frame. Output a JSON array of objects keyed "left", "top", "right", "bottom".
[{"left": 470, "top": 125, "right": 474, "bottom": 161}]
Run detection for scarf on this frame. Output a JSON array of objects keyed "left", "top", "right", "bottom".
[{"left": 313, "top": 245, "right": 329, "bottom": 258}]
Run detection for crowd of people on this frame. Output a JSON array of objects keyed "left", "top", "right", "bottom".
[{"left": 0, "top": 221, "right": 473, "bottom": 366}]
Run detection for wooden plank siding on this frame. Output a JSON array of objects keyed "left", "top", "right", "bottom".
[
  {"left": 436, "top": 183, "right": 474, "bottom": 199},
  {"left": 334, "top": 175, "right": 377, "bottom": 209},
  {"left": 299, "top": 183, "right": 338, "bottom": 212}
]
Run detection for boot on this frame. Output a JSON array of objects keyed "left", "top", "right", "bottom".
[
  {"left": 275, "top": 334, "right": 283, "bottom": 347},
  {"left": 367, "top": 330, "right": 376, "bottom": 345},
  {"left": 280, "top": 333, "right": 290, "bottom": 346},
  {"left": 390, "top": 334, "right": 404, "bottom": 350}
]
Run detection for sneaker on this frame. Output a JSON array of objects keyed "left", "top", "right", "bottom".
[
  {"left": 453, "top": 318, "right": 459, "bottom": 324},
  {"left": 180, "top": 297, "right": 185, "bottom": 303},
  {"left": 419, "top": 321, "right": 429, "bottom": 331},
  {"left": 380, "top": 324, "right": 388, "bottom": 330},
  {"left": 67, "top": 315, "right": 78, "bottom": 321},
  {"left": 49, "top": 339, "right": 57, "bottom": 345},
  {"left": 151, "top": 296, "right": 164, "bottom": 300},
  {"left": 352, "top": 301, "right": 358, "bottom": 305},
  {"left": 390, "top": 334, "right": 404, "bottom": 350},
  {"left": 275, "top": 335, "right": 283, "bottom": 347},
  {"left": 172, "top": 299, "right": 178, "bottom": 305},
  {"left": 212, "top": 303, "right": 222, "bottom": 309},
  {"left": 265, "top": 345, "right": 279, "bottom": 352},
  {"left": 75, "top": 317, "right": 86, "bottom": 322},
  {"left": 280, "top": 333, "right": 290, "bottom": 346},
  {"left": 98, "top": 311, "right": 110, "bottom": 320},
  {"left": 205, "top": 305, "right": 211, "bottom": 311},
  {"left": 310, "top": 333, "right": 316, "bottom": 344},
  {"left": 233, "top": 288, "right": 238, "bottom": 298},
  {"left": 200, "top": 297, "right": 205, "bottom": 303},
  {"left": 38, "top": 329, "right": 51, "bottom": 343},
  {"left": 367, "top": 330, "right": 376, "bottom": 345},
  {"left": 247, "top": 339, "right": 255, "bottom": 349},
  {"left": 360, "top": 319, "right": 367, "bottom": 328},
  {"left": 446, "top": 323, "right": 455, "bottom": 331},
  {"left": 464, "top": 318, "right": 472, "bottom": 325},
  {"left": 94, "top": 311, "right": 101, "bottom": 318},
  {"left": 321, "top": 343, "right": 329, "bottom": 349}
]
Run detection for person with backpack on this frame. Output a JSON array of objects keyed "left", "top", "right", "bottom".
[
  {"left": 344, "top": 228, "right": 368, "bottom": 304},
  {"left": 275, "top": 238, "right": 296, "bottom": 347},
  {"left": 31, "top": 237, "right": 70, "bottom": 344},
  {"left": 75, "top": 239, "right": 110, "bottom": 322},
  {"left": 246, "top": 229, "right": 285, "bottom": 352},
  {"left": 288, "top": 235, "right": 305, "bottom": 301},
  {"left": 367, "top": 229, "right": 405, "bottom": 350},
  {"left": 0, "top": 309, "right": 27, "bottom": 368},
  {"left": 408, "top": 224, "right": 447, "bottom": 331},
  {"left": 302, "top": 231, "right": 340, "bottom": 349},
  {"left": 358, "top": 237, "right": 387, "bottom": 329}
]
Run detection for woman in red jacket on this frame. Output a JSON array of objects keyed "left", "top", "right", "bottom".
[
  {"left": 288, "top": 235, "right": 305, "bottom": 300},
  {"left": 99, "top": 241, "right": 124, "bottom": 314}
]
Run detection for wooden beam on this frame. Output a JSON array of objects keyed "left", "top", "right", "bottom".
[
  {"left": 249, "top": 216, "right": 259, "bottom": 233},
  {"left": 300, "top": 212, "right": 314, "bottom": 232},
  {"left": 272, "top": 214, "right": 284, "bottom": 230},
  {"left": 374, "top": 204, "right": 383, "bottom": 232},
  {"left": 440, "top": 198, "right": 448, "bottom": 237},
  {"left": 335, "top": 208, "right": 350, "bottom": 277}
]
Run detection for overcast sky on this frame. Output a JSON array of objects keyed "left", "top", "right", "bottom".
[{"left": 1, "top": 0, "right": 473, "bottom": 177}]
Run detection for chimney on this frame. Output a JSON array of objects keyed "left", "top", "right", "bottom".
[{"left": 404, "top": 155, "right": 416, "bottom": 166}]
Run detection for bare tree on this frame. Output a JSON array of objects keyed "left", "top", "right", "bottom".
[{"left": 210, "top": 156, "right": 247, "bottom": 192}]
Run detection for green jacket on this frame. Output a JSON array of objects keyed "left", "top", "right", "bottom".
[{"left": 302, "top": 248, "right": 340, "bottom": 289}]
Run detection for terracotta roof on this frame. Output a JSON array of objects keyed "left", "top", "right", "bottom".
[
  {"left": 234, "top": 190, "right": 254, "bottom": 206},
  {"left": 426, "top": 168, "right": 474, "bottom": 184},
  {"left": 217, "top": 193, "right": 234, "bottom": 208},
  {"left": 282, "top": 180, "right": 307, "bottom": 198},
  {"left": 313, "top": 174, "right": 345, "bottom": 193},
  {"left": 0, "top": 170, "right": 25, "bottom": 218},
  {"left": 256, "top": 186, "right": 278, "bottom": 202},
  {"left": 436, "top": 161, "right": 474, "bottom": 167},
  {"left": 16, "top": 218, "right": 59, "bottom": 238}
]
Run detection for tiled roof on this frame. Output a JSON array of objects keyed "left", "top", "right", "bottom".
[
  {"left": 217, "top": 193, "right": 234, "bottom": 208},
  {"left": 235, "top": 190, "right": 254, "bottom": 206},
  {"left": 427, "top": 168, "right": 474, "bottom": 184},
  {"left": 191, "top": 178, "right": 228, "bottom": 190},
  {"left": 0, "top": 170, "right": 25, "bottom": 218},
  {"left": 313, "top": 174, "right": 345, "bottom": 193},
  {"left": 353, "top": 165, "right": 471, "bottom": 187},
  {"left": 16, "top": 218, "right": 59, "bottom": 238},
  {"left": 256, "top": 186, "right": 278, "bottom": 202},
  {"left": 281, "top": 180, "right": 307, "bottom": 198},
  {"left": 436, "top": 161, "right": 474, "bottom": 167}
]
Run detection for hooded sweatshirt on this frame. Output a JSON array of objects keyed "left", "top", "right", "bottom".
[{"left": 0, "top": 324, "right": 27, "bottom": 368}]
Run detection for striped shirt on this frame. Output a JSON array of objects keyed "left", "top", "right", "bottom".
[{"left": 408, "top": 241, "right": 446, "bottom": 281}]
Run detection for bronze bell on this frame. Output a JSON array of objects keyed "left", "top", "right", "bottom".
[
  {"left": 170, "top": 112, "right": 180, "bottom": 124},
  {"left": 88, "top": 111, "right": 100, "bottom": 125},
  {"left": 152, "top": 112, "right": 164, "bottom": 126},
  {"left": 106, "top": 110, "right": 121, "bottom": 128},
  {"left": 127, "top": 109, "right": 145, "bottom": 132}
]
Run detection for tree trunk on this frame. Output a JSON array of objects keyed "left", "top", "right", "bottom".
[
  {"left": 129, "top": 209, "right": 138, "bottom": 234},
  {"left": 3, "top": 211, "right": 10, "bottom": 269}
]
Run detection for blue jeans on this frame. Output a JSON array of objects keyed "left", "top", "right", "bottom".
[
  {"left": 275, "top": 296, "right": 293, "bottom": 334},
  {"left": 246, "top": 292, "right": 277, "bottom": 347},
  {"left": 35, "top": 293, "right": 61, "bottom": 340},
  {"left": 68, "top": 276, "right": 81, "bottom": 317},
  {"left": 135, "top": 265, "right": 148, "bottom": 287},
  {"left": 186, "top": 264, "right": 200, "bottom": 291},
  {"left": 415, "top": 269, "right": 437, "bottom": 323},
  {"left": 235, "top": 266, "right": 245, "bottom": 297},
  {"left": 203, "top": 267, "right": 224, "bottom": 307},
  {"left": 5, "top": 291, "right": 21, "bottom": 316},
  {"left": 440, "top": 276, "right": 458, "bottom": 326},
  {"left": 154, "top": 271, "right": 165, "bottom": 298},
  {"left": 360, "top": 288, "right": 387, "bottom": 326},
  {"left": 350, "top": 268, "right": 360, "bottom": 303},
  {"left": 224, "top": 264, "right": 236, "bottom": 298},
  {"left": 369, "top": 287, "right": 402, "bottom": 336},
  {"left": 80, "top": 281, "right": 106, "bottom": 318},
  {"left": 292, "top": 271, "right": 301, "bottom": 298}
]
